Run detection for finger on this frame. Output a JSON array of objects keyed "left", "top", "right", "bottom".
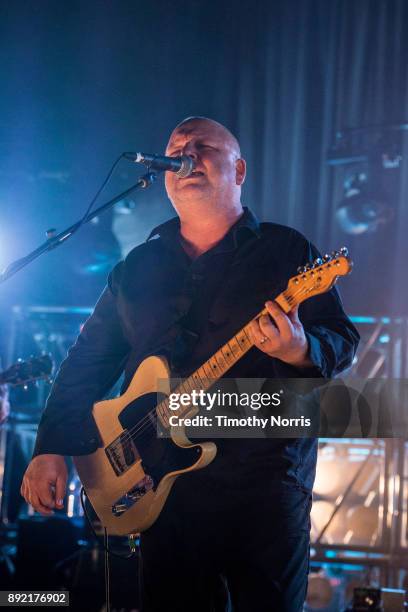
[
  {"left": 25, "top": 475, "right": 56, "bottom": 510},
  {"left": 249, "top": 318, "right": 279, "bottom": 353},
  {"left": 55, "top": 474, "right": 67, "bottom": 509},
  {"left": 265, "top": 301, "right": 292, "bottom": 338},
  {"left": 29, "top": 492, "right": 54, "bottom": 516},
  {"left": 249, "top": 319, "right": 271, "bottom": 345},
  {"left": 21, "top": 479, "right": 32, "bottom": 506},
  {"left": 37, "top": 482, "right": 57, "bottom": 509},
  {"left": 287, "top": 304, "right": 301, "bottom": 324},
  {"left": 20, "top": 480, "right": 27, "bottom": 501},
  {"left": 258, "top": 314, "right": 280, "bottom": 342}
]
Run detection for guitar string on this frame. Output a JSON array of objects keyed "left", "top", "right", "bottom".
[
  {"left": 108, "top": 270, "right": 342, "bottom": 453},
  {"left": 108, "top": 332, "right": 253, "bottom": 451},
  {"left": 108, "top": 297, "right": 276, "bottom": 449},
  {"left": 109, "top": 363, "right": 238, "bottom": 452},
  {"left": 113, "top": 260, "right": 346, "bottom": 451},
  {"left": 107, "top": 278, "right": 328, "bottom": 452},
  {"left": 81, "top": 267, "right": 346, "bottom": 505},
  {"left": 109, "top": 312, "right": 265, "bottom": 448},
  {"left": 109, "top": 308, "right": 304, "bottom": 451}
]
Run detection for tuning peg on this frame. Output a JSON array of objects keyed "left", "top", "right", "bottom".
[
  {"left": 331, "top": 250, "right": 340, "bottom": 258},
  {"left": 340, "top": 246, "right": 349, "bottom": 257},
  {"left": 314, "top": 257, "right": 323, "bottom": 266},
  {"left": 323, "top": 254, "right": 331, "bottom": 262},
  {"left": 303, "top": 263, "right": 311, "bottom": 271},
  {"left": 297, "top": 266, "right": 304, "bottom": 274}
]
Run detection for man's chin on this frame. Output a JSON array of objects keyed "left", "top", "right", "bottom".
[
  {"left": 171, "top": 189, "right": 213, "bottom": 207},
  {"left": 178, "top": 179, "right": 207, "bottom": 189},
  {"left": 173, "top": 183, "right": 211, "bottom": 199}
]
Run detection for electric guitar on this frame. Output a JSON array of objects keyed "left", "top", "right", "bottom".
[{"left": 74, "top": 249, "right": 352, "bottom": 535}]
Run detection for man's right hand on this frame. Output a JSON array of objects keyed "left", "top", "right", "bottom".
[{"left": 20, "top": 454, "right": 68, "bottom": 515}]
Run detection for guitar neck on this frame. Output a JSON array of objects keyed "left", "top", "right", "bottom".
[
  {"left": 156, "top": 289, "right": 294, "bottom": 425},
  {"left": 186, "top": 291, "right": 294, "bottom": 389}
]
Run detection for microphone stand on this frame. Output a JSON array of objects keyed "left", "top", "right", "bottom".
[{"left": 0, "top": 171, "right": 158, "bottom": 285}]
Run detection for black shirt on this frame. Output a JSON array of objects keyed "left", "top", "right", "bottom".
[{"left": 33, "top": 207, "right": 359, "bottom": 491}]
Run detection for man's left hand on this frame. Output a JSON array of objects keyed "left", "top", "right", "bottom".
[{"left": 249, "top": 301, "right": 313, "bottom": 368}]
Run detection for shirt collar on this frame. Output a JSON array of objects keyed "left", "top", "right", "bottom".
[{"left": 146, "top": 206, "right": 261, "bottom": 250}]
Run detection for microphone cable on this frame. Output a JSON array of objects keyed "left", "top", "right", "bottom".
[{"left": 70, "top": 153, "right": 126, "bottom": 239}]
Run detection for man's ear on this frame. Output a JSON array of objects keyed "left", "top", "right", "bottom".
[{"left": 235, "top": 158, "right": 246, "bottom": 185}]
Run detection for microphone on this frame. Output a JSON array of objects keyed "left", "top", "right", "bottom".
[{"left": 124, "top": 152, "right": 195, "bottom": 178}]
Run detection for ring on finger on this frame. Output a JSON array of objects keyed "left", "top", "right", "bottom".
[{"left": 260, "top": 336, "right": 268, "bottom": 345}]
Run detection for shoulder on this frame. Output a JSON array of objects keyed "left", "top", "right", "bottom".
[
  {"left": 259, "top": 221, "right": 309, "bottom": 246},
  {"left": 124, "top": 235, "right": 165, "bottom": 266},
  {"left": 107, "top": 237, "right": 166, "bottom": 293},
  {"left": 257, "top": 221, "right": 314, "bottom": 265}
]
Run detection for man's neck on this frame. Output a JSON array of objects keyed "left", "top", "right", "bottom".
[{"left": 179, "top": 205, "right": 244, "bottom": 260}]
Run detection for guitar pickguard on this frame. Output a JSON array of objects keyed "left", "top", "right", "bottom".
[{"left": 105, "top": 391, "right": 202, "bottom": 489}]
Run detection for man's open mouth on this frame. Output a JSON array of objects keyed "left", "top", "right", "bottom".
[{"left": 181, "top": 170, "right": 204, "bottom": 179}]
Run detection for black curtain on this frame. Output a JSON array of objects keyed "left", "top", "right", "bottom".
[{"left": 0, "top": 0, "right": 407, "bottom": 318}]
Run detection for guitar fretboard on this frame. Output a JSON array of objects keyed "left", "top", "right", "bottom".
[{"left": 156, "top": 290, "right": 294, "bottom": 427}]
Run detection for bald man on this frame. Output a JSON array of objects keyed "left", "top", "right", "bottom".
[{"left": 22, "top": 117, "right": 359, "bottom": 611}]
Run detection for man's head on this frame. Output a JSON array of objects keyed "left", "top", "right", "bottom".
[{"left": 164, "top": 116, "right": 246, "bottom": 217}]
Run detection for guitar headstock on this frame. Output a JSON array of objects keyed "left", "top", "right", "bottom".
[
  {"left": 0, "top": 354, "right": 53, "bottom": 387},
  {"left": 286, "top": 247, "right": 352, "bottom": 304}
]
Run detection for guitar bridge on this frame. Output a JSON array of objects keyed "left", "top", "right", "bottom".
[{"left": 111, "top": 475, "right": 154, "bottom": 516}]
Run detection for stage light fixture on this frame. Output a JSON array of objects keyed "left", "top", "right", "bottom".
[{"left": 335, "top": 173, "right": 393, "bottom": 235}]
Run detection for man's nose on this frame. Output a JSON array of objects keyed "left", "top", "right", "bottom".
[{"left": 182, "top": 143, "right": 198, "bottom": 159}]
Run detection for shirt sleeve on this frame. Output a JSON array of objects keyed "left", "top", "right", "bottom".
[
  {"left": 297, "top": 239, "right": 359, "bottom": 378},
  {"left": 272, "top": 234, "right": 360, "bottom": 379},
  {"left": 33, "top": 262, "right": 130, "bottom": 457}
]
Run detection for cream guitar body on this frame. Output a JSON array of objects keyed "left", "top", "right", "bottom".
[
  {"left": 74, "top": 249, "right": 352, "bottom": 535},
  {"left": 74, "top": 355, "right": 217, "bottom": 535}
]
